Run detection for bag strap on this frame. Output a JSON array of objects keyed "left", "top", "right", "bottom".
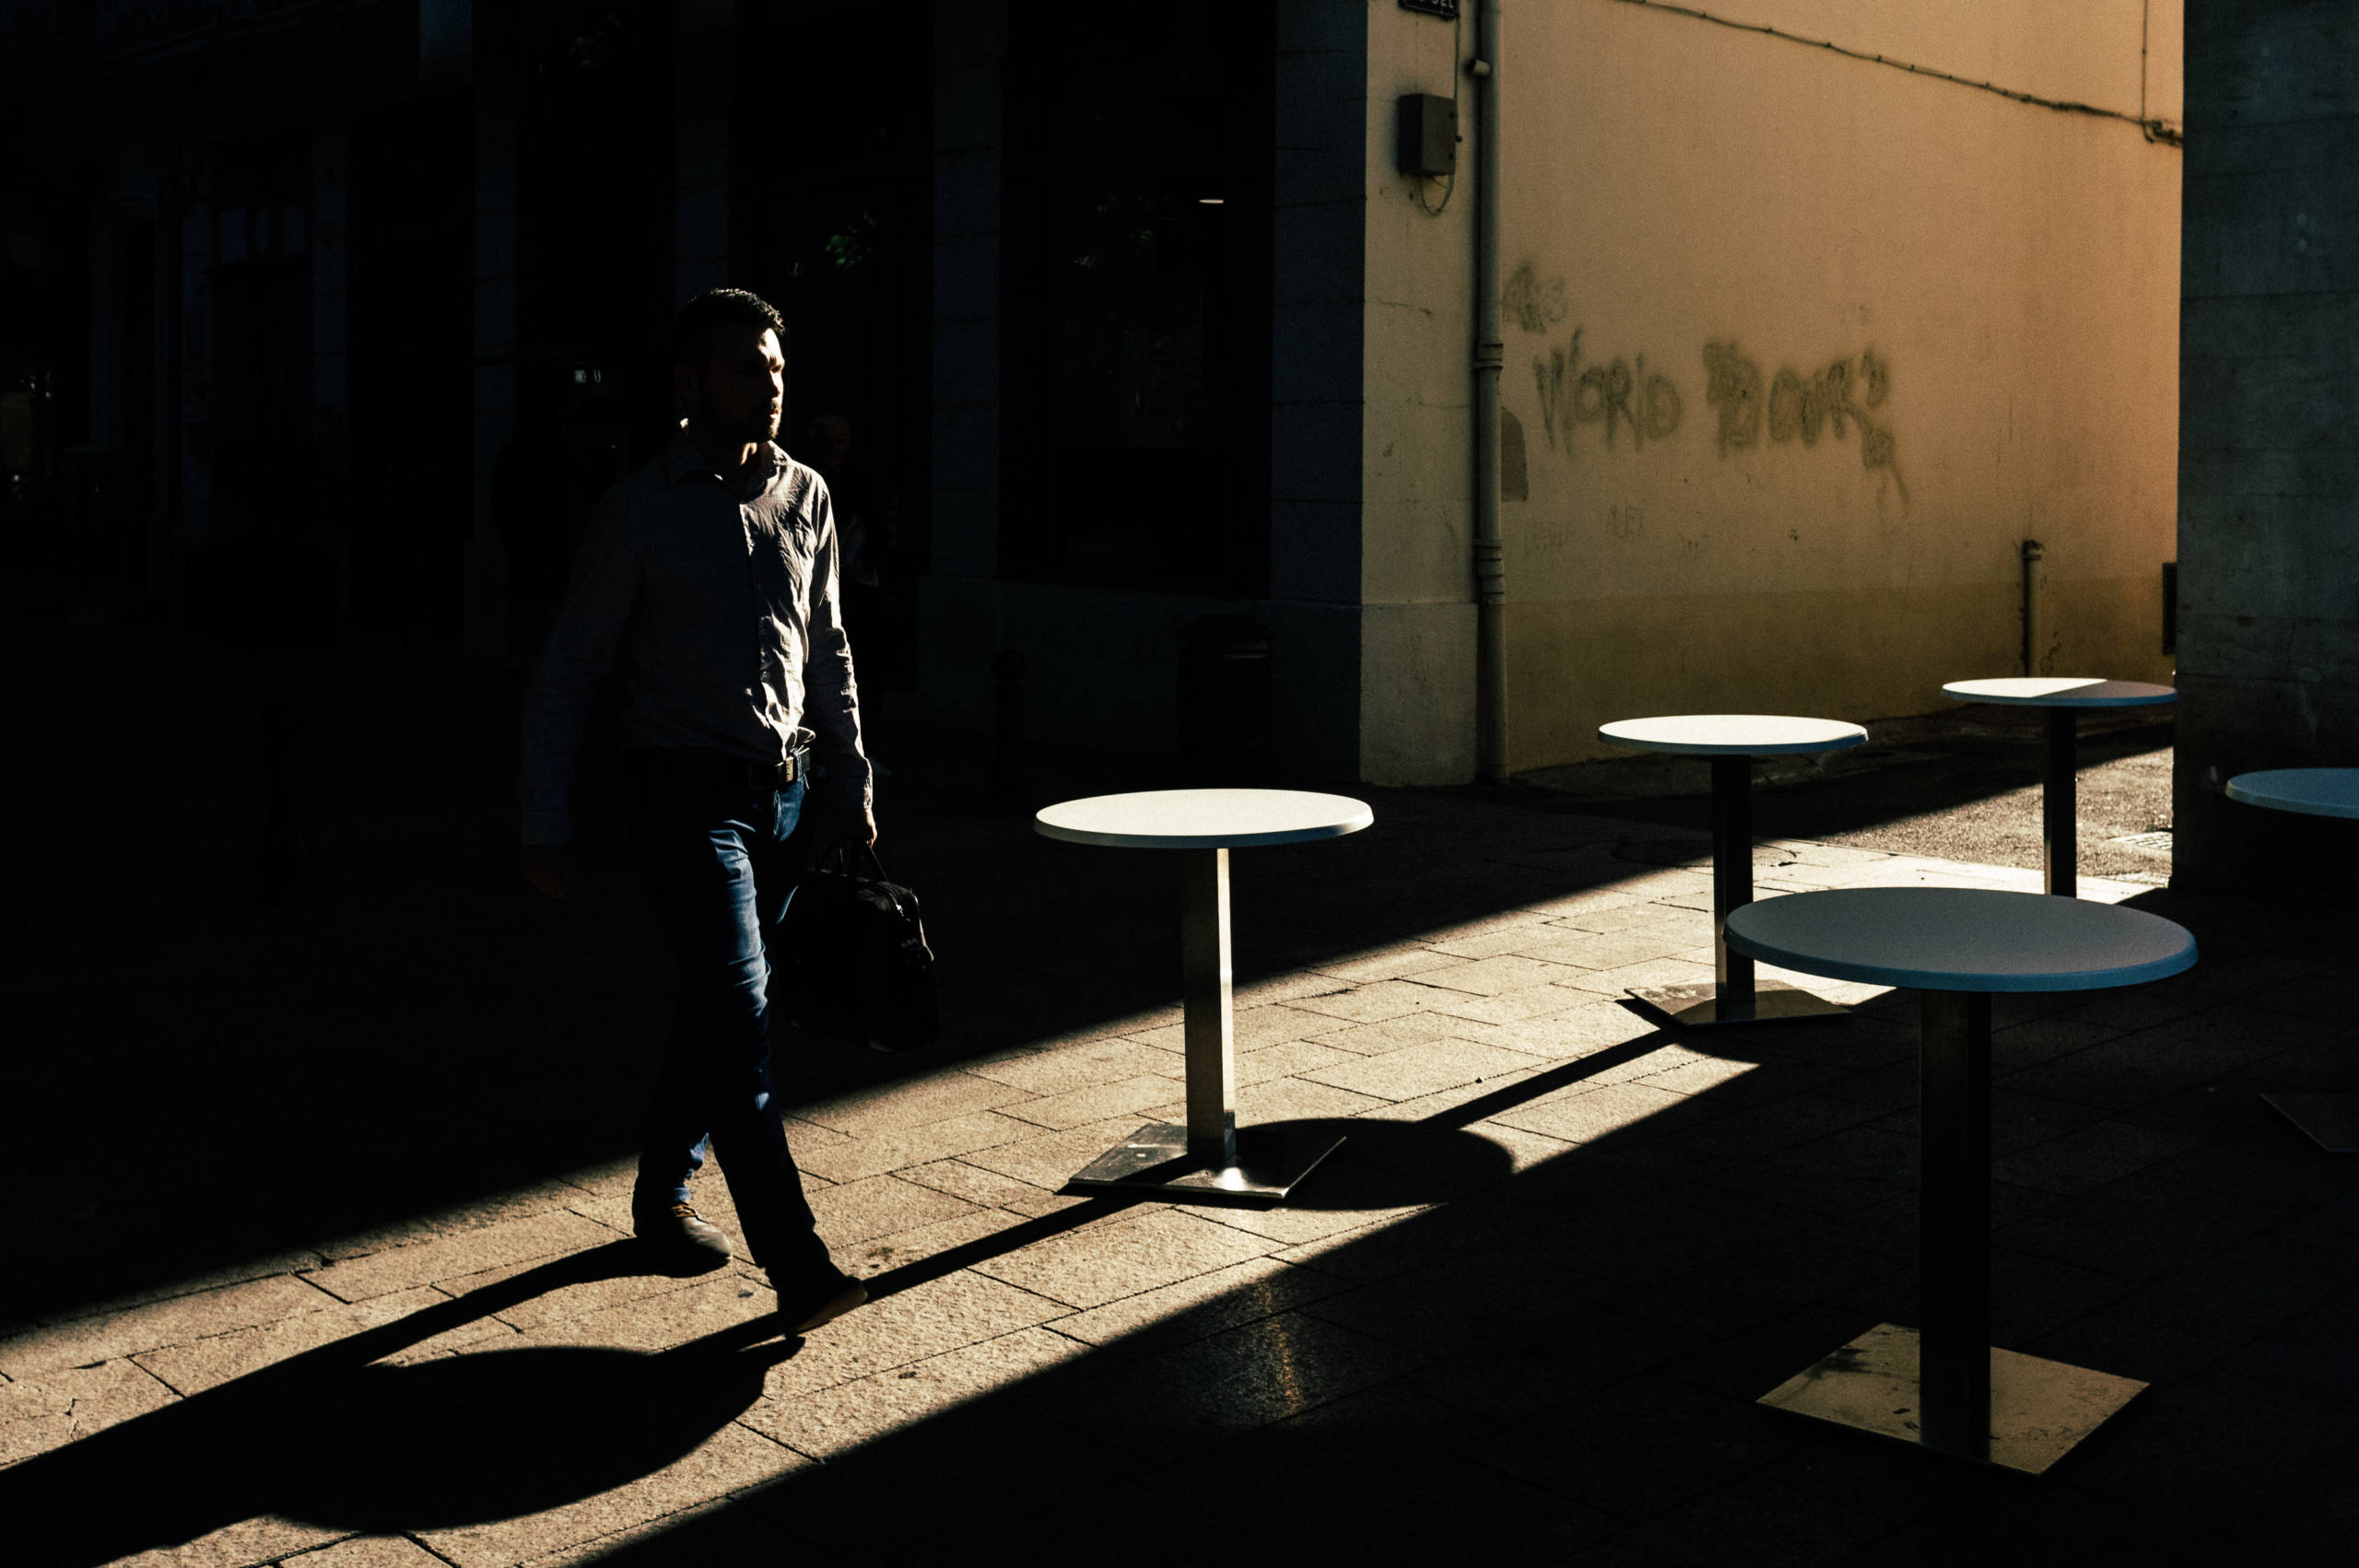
[
  {"left": 807, "top": 841, "right": 913, "bottom": 919},
  {"left": 852, "top": 843, "right": 921, "bottom": 921}
]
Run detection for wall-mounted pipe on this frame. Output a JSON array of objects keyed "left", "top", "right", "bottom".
[
  {"left": 1472, "top": 0, "right": 1507, "bottom": 783},
  {"left": 2021, "top": 538, "right": 2045, "bottom": 676}
]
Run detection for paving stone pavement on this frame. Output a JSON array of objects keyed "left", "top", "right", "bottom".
[{"left": 7, "top": 676, "right": 2359, "bottom": 1565}]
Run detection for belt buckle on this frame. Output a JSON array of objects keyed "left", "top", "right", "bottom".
[{"left": 749, "top": 751, "right": 799, "bottom": 790}]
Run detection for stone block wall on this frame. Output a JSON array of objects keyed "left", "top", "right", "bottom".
[{"left": 2176, "top": 1, "right": 2359, "bottom": 888}]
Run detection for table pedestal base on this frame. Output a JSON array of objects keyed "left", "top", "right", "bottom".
[
  {"left": 2262, "top": 1092, "right": 2359, "bottom": 1153},
  {"left": 1759, "top": 1322, "right": 2147, "bottom": 1477},
  {"left": 1064, "top": 1121, "right": 1346, "bottom": 1208},
  {"left": 1626, "top": 979, "right": 1850, "bottom": 1029}
]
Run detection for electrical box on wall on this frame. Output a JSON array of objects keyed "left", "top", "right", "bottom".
[{"left": 1397, "top": 94, "right": 1457, "bottom": 178}]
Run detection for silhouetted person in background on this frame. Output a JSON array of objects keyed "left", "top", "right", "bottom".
[{"left": 517, "top": 287, "right": 874, "bottom": 1336}]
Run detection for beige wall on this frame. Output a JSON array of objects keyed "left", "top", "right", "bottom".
[
  {"left": 1358, "top": 3, "right": 1480, "bottom": 784},
  {"left": 1492, "top": 0, "right": 2182, "bottom": 768}
]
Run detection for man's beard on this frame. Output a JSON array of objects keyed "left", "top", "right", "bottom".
[{"left": 706, "top": 405, "right": 777, "bottom": 445}]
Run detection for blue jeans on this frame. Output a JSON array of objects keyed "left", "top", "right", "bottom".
[{"left": 625, "top": 752, "right": 829, "bottom": 1275}]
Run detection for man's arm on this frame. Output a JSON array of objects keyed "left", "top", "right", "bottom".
[
  {"left": 517, "top": 489, "right": 639, "bottom": 894},
  {"left": 803, "top": 478, "right": 876, "bottom": 844}
]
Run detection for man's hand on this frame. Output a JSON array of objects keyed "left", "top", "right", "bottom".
[
  {"left": 846, "top": 804, "right": 878, "bottom": 848},
  {"left": 520, "top": 841, "right": 575, "bottom": 899}
]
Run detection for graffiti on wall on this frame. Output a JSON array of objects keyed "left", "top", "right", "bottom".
[
  {"left": 1704, "top": 339, "right": 1907, "bottom": 507},
  {"left": 1531, "top": 329, "right": 1684, "bottom": 452},
  {"left": 1507, "top": 263, "right": 1909, "bottom": 505}
]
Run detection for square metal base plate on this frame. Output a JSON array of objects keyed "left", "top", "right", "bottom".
[
  {"left": 1760, "top": 1322, "right": 2148, "bottom": 1476},
  {"left": 1064, "top": 1122, "right": 1345, "bottom": 1209},
  {"left": 2262, "top": 1092, "right": 2359, "bottom": 1153},
  {"left": 1626, "top": 979, "right": 1851, "bottom": 1030}
]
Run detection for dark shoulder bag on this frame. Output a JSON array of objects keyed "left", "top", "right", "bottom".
[{"left": 774, "top": 844, "right": 941, "bottom": 1053}]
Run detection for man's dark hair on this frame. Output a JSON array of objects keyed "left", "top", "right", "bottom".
[{"left": 672, "top": 287, "right": 785, "bottom": 369}]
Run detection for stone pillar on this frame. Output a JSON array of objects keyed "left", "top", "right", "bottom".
[{"left": 2175, "top": 0, "right": 2359, "bottom": 889}]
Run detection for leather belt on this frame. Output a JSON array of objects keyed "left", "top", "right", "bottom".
[{"left": 633, "top": 745, "right": 808, "bottom": 791}]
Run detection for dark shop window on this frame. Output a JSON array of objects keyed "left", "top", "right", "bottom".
[{"left": 999, "top": 5, "right": 1273, "bottom": 594}]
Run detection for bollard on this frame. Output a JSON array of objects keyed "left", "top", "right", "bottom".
[{"left": 2021, "top": 539, "right": 2045, "bottom": 677}]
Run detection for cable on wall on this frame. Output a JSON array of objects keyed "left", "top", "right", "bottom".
[{"left": 1608, "top": 0, "right": 2184, "bottom": 146}]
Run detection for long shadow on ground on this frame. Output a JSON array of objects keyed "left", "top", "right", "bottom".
[
  {"left": 0, "top": 653, "right": 2187, "bottom": 1332},
  {"left": 550, "top": 889, "right": 2353, "bottom": 1563},
  {"left": 15, "top": 880, "right": 2355, "bottom": 1562}
]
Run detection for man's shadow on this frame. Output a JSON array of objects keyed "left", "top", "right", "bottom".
[{"left": 2, "top": 1244, "right": 791, "bottom": 1568}]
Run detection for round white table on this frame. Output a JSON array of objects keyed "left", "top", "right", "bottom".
[
  {"left": 2225, "top": 767, "right": 2359, "bottom": 820},
  {"left": 1942, "top": 677, "right": 2177, "bottom": 896},
  {"left": 1034, "top": 789, "right": 1373, "bottom": 1204},
  {"left": 1596, "top": 714, "right": 1868, "bottom": 1028},
  {"left": 2226, "top": 768, "right": 2359, "bottom": 1153},
  {"left": 1729, "top": 886, "right": 2197, "bottom": 1474}
]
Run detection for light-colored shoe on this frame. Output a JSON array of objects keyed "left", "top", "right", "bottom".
[{"left": 633, "top": 1201, "right": 733, "bottom": 1270}]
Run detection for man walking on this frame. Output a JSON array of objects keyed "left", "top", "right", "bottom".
[{"left": 517, "top": 288, "right": 871, "bottom": 1335}]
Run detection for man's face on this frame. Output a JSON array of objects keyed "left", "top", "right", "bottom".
[{"left": 678, "top": 327, "right": 783, "bottom": 445}]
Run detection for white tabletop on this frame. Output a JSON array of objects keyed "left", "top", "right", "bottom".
[
  {"left": 1724, "top": 887, "right": 2196, "bottom": 992},
  {"left": 1034, "top": 789, "right": 1374, "bottom": 849},
  {"left": 1597, "top": 714, "right": 1870, "bottom": 757},
  {"left": 1942, "top": 677, "right": 2177, "bottom": 708},
  {"left": 2225, "top": 768, "right": 2359, "bottom": 820}
]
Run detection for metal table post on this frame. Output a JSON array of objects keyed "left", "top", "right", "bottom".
[
  {"left": 1628, "top": 753, "right": 1848, "bottom": 1029},
  {"left": 1712, "top": 755, "right": 1756, "bottom": 1012},
  {"left": 1737, "top": 884, "right": 2190, "bottom": 1475},
  {"left": 1942, "top": 678, "right": 2177, "bottom": 899},
  {"left": 1066, "top": 846, "right": 1346, "bottom": 1206},
  {"left": 1181, "top": 848, "right": 1238, "bottom": 1170},
  {"left": 1917, "top": 989, "right": 1992, "bottom": 1458},
  {"left": 2043, "top": 708, "right": 2077, "bottom": 896},
  {"left": 1760, "top": 988, "right": 2151, "bottom": 1474}
]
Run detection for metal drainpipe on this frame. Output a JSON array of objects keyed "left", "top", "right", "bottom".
[
  {"left": 2021, "top": 538, "right": 2045, "bottom": 676},
  {"left": 1473, "top": 0, "right": 1508, "bottom": 783}
]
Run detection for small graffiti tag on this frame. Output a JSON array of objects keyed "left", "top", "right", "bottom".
[{"left": 1504, "top": 261, "right": 1570, "bottom": 334}]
